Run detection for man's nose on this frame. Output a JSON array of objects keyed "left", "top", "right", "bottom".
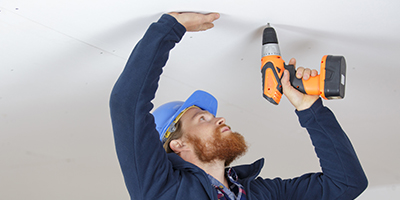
[{"left": 216, "top": 117, "right": 226, "bottom": 125}]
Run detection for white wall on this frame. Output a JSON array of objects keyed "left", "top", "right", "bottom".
[{"left": 358, "top": 184, "right": 400, "bottom": 200}]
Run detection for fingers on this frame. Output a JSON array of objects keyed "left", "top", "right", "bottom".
[
  {"left": 296, "top": 68, "right": 318, "bottom": 80},
  {"left": 297, "top": 68, "right": 310, "bottom": 80},
  {"left": 193, "top": 12, "right": 219, "bottom": 31},
  {"left": 289, "top": 58, "right": 319, "bottom": 80},
  {"left": 204, "top": 12, "right": 220, "bottom": 23},
  {"left": 311, "top": 69, "right": 318, "bottom": 77}
]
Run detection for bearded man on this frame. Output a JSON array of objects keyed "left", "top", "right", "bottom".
[{"left": 109, "top": 12, "right": 367, "bottom": 200}]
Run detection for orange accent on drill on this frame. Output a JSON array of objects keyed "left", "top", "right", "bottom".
[{"left": 261, "top": 24, "right": 347, "bottom": 105}]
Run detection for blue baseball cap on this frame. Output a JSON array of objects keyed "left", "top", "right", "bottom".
[{"left": 152, "top": 90, "right": 218, "bottom": 143}]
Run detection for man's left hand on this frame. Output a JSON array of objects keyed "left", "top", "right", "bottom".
[{"left": 168, "top": 12, "right": 220, "bottom": 32}]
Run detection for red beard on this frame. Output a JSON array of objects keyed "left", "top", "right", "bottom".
[{"left": 186, "top": 124, "right": 248, "bottom": 166}]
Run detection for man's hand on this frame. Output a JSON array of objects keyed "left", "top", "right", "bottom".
[
  {"left": 168, "top": 12, "right": 220, "bottom": 32},
  {"left": 282, "top": 58, "right": 320, "bottom": 111}
]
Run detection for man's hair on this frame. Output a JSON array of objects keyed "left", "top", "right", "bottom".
[{"left": 163, "top": 120, "right": 184, "bottom": 153}]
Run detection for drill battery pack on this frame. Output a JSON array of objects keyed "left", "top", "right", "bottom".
[{"left": 323, "top": 55, "right": 346, "bottom": 99}]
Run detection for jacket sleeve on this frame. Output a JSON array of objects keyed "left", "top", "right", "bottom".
[
  {"left": 109, "top": 14, "right": 186, "bottom": 199},
  {"left": 275, "top": 98, "right": 368, "bottom": 199}
]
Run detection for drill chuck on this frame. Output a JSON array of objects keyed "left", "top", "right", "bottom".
[
  {"left": 262, "top": 26, "right": 281, "bottom": 57},
  {"left": 263, "top": 26, "right": 278, "bottom": 44}
]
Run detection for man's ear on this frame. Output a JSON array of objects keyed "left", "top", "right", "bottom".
[{"left": 169, "top": 139, "right": 188, "bottom": 154}]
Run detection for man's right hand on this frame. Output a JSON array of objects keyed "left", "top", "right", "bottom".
[
  {"left": 168, "top": 12, "right": 220, "bottom": 32},
  {"left": 281, "top": 58, "right": 320, "bottom": 111}
]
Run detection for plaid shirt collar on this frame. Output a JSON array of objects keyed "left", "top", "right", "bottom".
[{"left": 207, "top": 167, "right": 247, "bottom": 200}]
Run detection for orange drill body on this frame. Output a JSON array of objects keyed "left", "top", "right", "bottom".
[
  {"left": 261, "top": 26, "right": 346, "bottom": 105},
  {"left": 260, "top": 55, "right": 285, "bottom": 104}
]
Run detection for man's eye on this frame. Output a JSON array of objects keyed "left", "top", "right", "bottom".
[{"left": 200, "top": 116, "right": 205, "bottom": 121}]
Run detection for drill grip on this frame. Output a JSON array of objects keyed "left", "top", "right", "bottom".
[{"left": 284, "top": 64, "right": 306, "bottom": 94}]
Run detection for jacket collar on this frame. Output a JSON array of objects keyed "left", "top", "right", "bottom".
[
  {"left": 167, "top": 154, "right": 264, "bottom": 199},
  {"left": 232, "top": 158, "right": 265, "bottom": 181},
  {"left": 167, "top": 153, "right": 265, "bottom": 180}
]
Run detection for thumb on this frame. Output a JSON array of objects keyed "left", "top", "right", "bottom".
[
  {"left": 281, "top": 70, "right": 291, "bottom": 89},
  {"left": 281, "top": 69, "right": 301, "bottom": 104}
]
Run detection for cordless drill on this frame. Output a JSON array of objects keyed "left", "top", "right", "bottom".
[{"left": 261, "top": 24, "right": 347, "bottom": 105}]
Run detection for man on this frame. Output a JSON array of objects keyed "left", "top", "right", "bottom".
[{"left": 110, "top": 12, "right": 368, "bottom": 200}]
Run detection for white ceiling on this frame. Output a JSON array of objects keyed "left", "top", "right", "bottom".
[{"left": 1, "top": 0, "right": 399, "bottom": 199}]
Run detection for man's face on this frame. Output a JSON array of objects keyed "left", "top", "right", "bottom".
[{"left": 179, "top": 107, "right": 248, "bottom": 166}]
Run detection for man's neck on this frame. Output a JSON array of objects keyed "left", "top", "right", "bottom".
[
  {"left": 197, "top": 160, "right": 229, "bottom": 188},
  {"left": 179, "top": 151, "right": 229, "bottom": 188}
]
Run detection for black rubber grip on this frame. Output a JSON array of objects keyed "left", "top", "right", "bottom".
[{"left": 284, "top": 64, "right": 306, "bottom": 93}]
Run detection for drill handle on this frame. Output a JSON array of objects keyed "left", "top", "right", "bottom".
[{"left": 284, "top": 64, "right": 306, "bottom": 94}]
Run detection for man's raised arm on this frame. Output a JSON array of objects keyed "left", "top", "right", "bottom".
[
  {"left": 109, "top": 13, "right": 218, "bottom": 199},
  {"left": 276, "top": 59, "right": 368, "bottom": 199}
]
